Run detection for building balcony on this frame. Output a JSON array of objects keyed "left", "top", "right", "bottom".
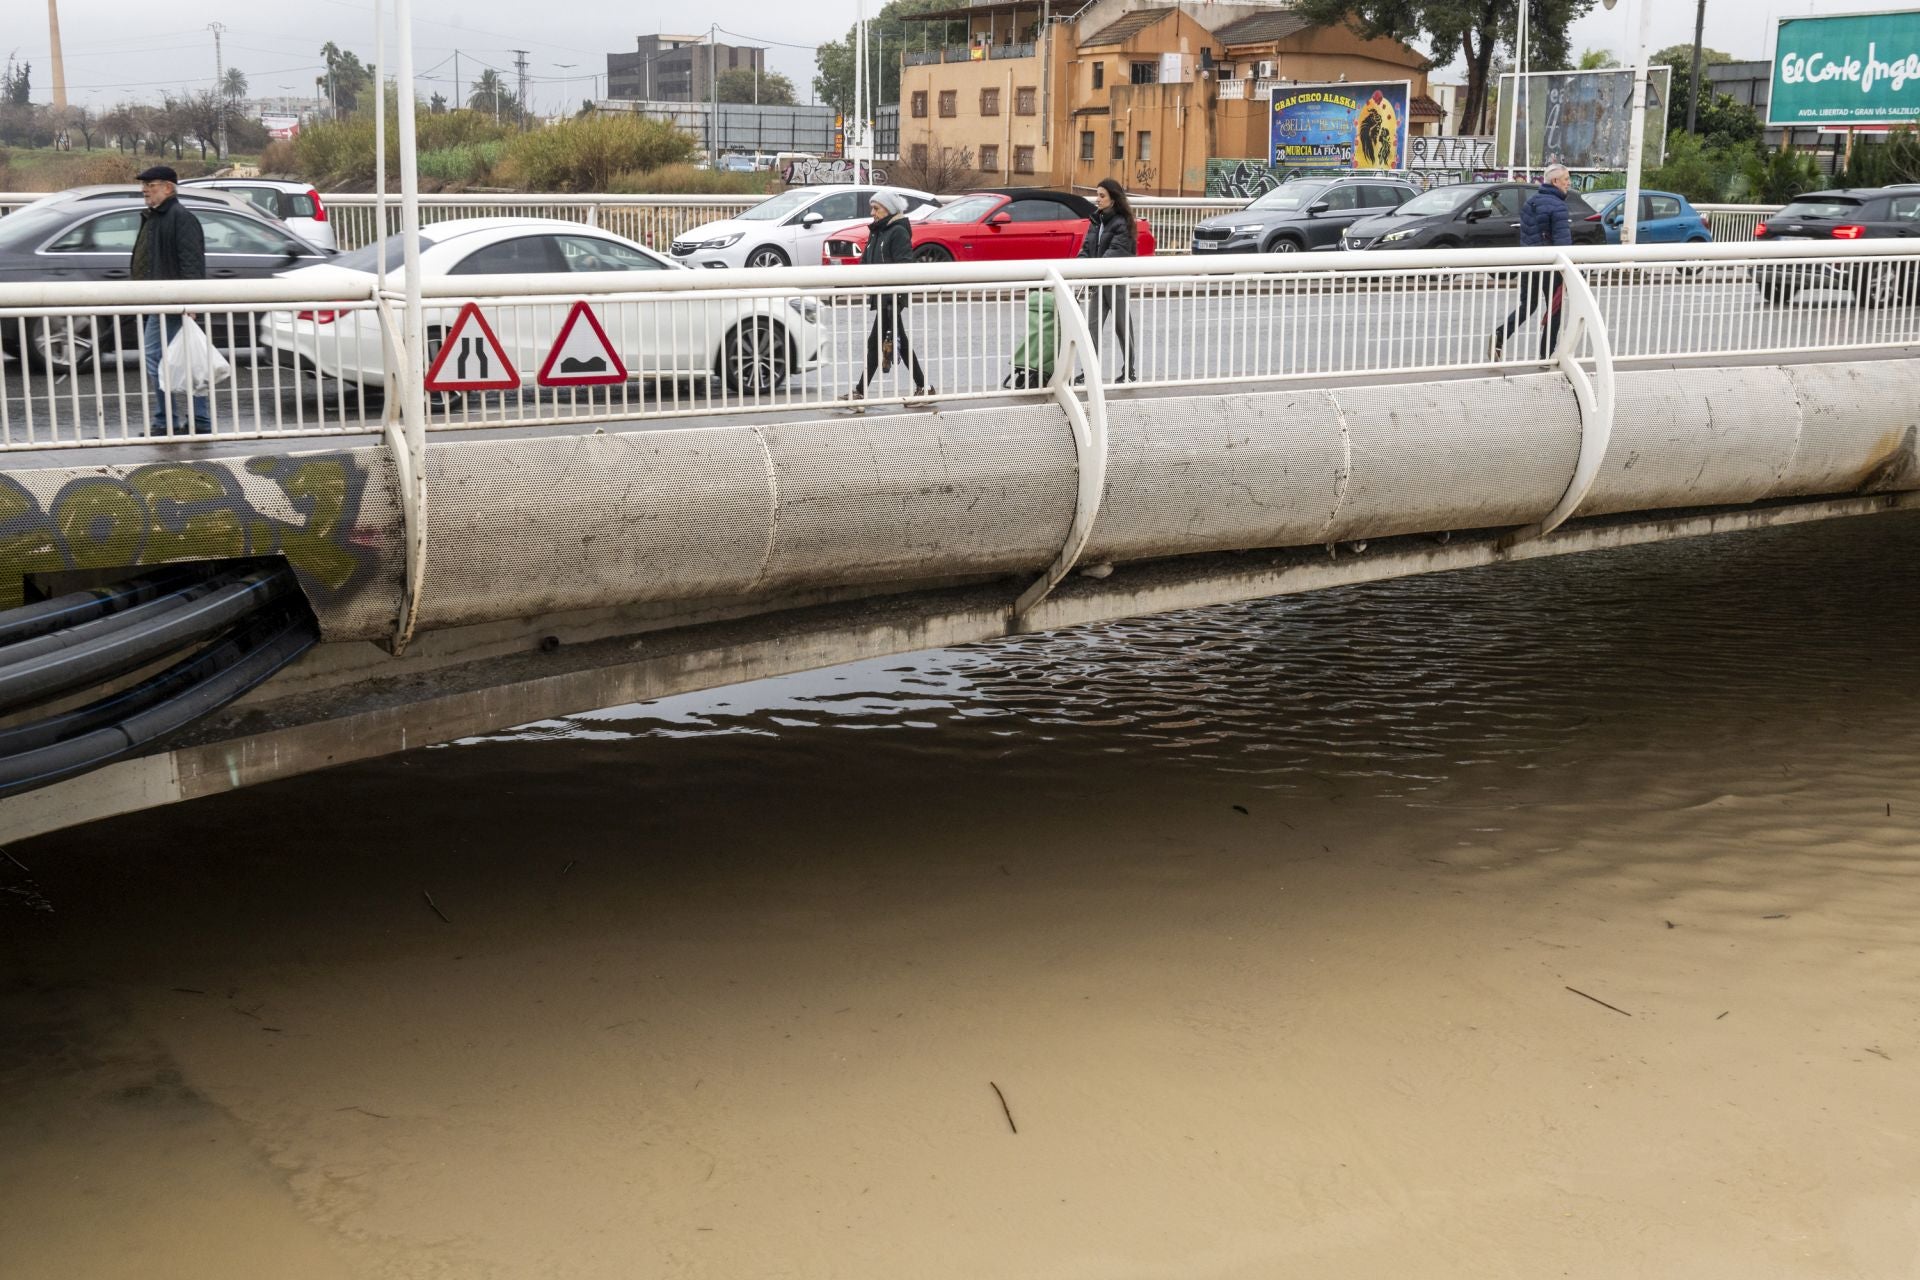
[{"left": 905, "top": 42, "right": 1037, "bottom": 66}]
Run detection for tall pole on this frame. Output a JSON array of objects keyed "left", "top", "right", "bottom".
[
  {"left": 1687, "top": 0, "right": 1708, "bottom": 134},
  {"left": 210, "top": 22, "right": 228, "bottom": 160},
  {"left": 46, "top": 0, "right": 67, "bottom": 111},
  {"left": 1622, "top": 0, "right": 1655, "bottom": 245},
  {"left": 453, "top": 50, "right": 459, "bottom": 113},
  {"left": 375, "top": 0, "right": 387, "bottom": 288},
  {"left": 395, "top": 0, "right": 427, "bottom": 653},
  {"left": 1505, "top": 1, "right": 1527, "bottom": 177},
  {"left": 511, "top": 49, "right": 530, "bottom": 127},
  {"left": 710, "top": 26, "right": 719, "bottom": 163}
]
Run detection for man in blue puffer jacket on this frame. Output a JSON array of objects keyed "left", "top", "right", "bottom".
[{"left": 1490, "top": 163, "right": 1572, "bottom": 361}]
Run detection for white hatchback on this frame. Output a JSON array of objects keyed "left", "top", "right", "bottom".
[
  {"left": 260, "top": 217, "right": 824, "bottom": 396},
  {"left": 670, "top": 184, "right": 940, "bottom": 270},
  {"left": 181, "top": 177, "right": 337, "bottom": 251}
]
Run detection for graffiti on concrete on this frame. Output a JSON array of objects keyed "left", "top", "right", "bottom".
[
  {"left": 0, "top": 453, "right": 381, "bottom": 609},
  {"left": 782, "top": 158, "right": 889, "bottom": 186},
  {"left": 1406, "top": 136, "right": 1496, "bottom": 171},
  {"left": 1207, "top": 158, "right": 1285, "bottom": 200}
]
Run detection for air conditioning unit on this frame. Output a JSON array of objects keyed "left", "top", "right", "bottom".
[{"left": 1256, "top": 61, "right": 1276, "bottom": 79}]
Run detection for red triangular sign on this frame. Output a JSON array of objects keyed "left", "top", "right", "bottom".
[
  {"left": 537, "top": 301, "right": 629, "bottom": 388},
  {"left": 423, "top": 302, "right": 520, "bottom": 392}
]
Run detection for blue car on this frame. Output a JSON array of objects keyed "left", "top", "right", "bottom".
[{"left": 1589, "top": 190, "right": 1713, "bottom": 245}]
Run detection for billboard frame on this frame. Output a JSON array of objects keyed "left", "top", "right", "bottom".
[
  {"left": 1493, "top": 65, "right": 1672, "bottom": 172},
  {"left": 1266, "top": 79, "right": 1413, "bottom": 171}
]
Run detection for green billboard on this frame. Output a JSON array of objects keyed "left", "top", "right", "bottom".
[{"left": 1770, "top": 11, "right": 1920, "bottom": 127}]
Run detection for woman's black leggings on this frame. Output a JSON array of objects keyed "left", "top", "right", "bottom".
[
  {"left": 1085, "top": 285, "right": 1135, "bottom": 378},
  {"left": 859, "top": 304, "right": 928, "bottom": 392}
]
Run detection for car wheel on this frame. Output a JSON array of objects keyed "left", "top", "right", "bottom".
[
  {"left": 912, "top": 244, "right": 953, "bottom": 264},
  {"left": 745, "top": 245, "right": 790, "bottom": 269},
  {"left": 1262, "top": 236, "right": 1300, "bottom": 254},
  {"left": 720, "top": 318, "right": 790, "bottom": 395},
  {"left": 1853, "top": 261, "right": 1917, "bottom": 309},
  {"left": 26, "top": 314, "right": 99, "bottom": 375}
]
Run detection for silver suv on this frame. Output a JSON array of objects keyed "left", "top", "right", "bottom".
[
  {"left": 1192, "top": 176, "right": 1418, "bottom": 254},
  {"left": 181, "top": 177, "right": 335, "bottom": 251}
]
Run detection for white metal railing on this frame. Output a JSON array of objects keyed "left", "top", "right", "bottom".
[
  {"left": 4, "top": 238, "right": 1919, "bottom": 452},
  {"left": 320, "top": 193, "right": 763, "bottom": 254},
  {"left": 1695, "top": 204, "right": 1775, "bottom": 243}
]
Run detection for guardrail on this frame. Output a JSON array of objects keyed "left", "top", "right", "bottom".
[
  {"left": 1696, "top": 204, "right": 1774, "bottom": 243},
  {"left": 4, "top": 237, "right": 1918, "bottom": 452}
]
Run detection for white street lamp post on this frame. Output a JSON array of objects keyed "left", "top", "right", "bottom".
[{"left": 1610, "top": 0, "right": 1656, "bottom": 245}]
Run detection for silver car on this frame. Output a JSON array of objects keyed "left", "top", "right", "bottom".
[{"left": 181, "top": 177, "right": 336, "bottom": 251}]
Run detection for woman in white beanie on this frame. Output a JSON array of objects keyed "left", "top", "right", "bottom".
[{"left": 852, "top": 191, "right": 932, "bottom": 400}]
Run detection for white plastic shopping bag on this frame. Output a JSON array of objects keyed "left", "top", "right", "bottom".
[{"left": 158, "top": 316, "right": 232, "bottom": 397}]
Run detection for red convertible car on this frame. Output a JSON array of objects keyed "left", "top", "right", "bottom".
[{"left": 824, "top": 188, "right": 1156, "bottom": 265}]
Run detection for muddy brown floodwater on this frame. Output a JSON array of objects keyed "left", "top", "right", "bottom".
[{"left": 5, "top": 513, "right": 1920, "bottom": 1279}]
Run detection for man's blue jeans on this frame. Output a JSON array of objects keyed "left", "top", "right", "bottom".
[{"left": 142, "top": 315, "right": 212, "bottom": 435}]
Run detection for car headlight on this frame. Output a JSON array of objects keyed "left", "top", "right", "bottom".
[
  {"left": 701, "top": 233, "right": 743, "bottom": 249},
  {"left": 1380, "top": 228, "right": 1420, "bottom": 243},
  {"left": 1230, "top": 223, "right": 1265, "bottom": 234},
  {"left": 788, "top": 296, "right": 820, "bottom": 322}
]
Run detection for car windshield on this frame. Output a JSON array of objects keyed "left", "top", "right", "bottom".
[
  {"left": 322, "top": 232, "right": 438, "bottom": 272},
  {"left": 1775, "top": 198, "right": 1863, "bottom": 219},
  {"left": 1248, "top": 184, "right": 1326, "bottom": 212},
  {"left": 737, "top": 190, "right": 818, "bottom": 222},
  {"left": 1394, "top": 188, "right": 1472, "bottom": 217},
  {"left": 0, "top": 206, "right": 81, "bottom": 250},
  {"left": 927, "top": 195, "right": 1002, "bottom": 224}
]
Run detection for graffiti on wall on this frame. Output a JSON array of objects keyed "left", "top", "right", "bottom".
[
  {"left": 782, "top": 158, "right": 889, "bottom": 186},
  {"left": 1406, "top": 136, "right": 1496, "bottom": 171},
  {"left": 0, "top": 454, "right": 382, "bottom": 609},
  {"left": 1206, "top": 157, "right": 1470, "bottom": 199}
]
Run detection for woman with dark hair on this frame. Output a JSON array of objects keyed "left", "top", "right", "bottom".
[
  {"left": 1077, "top": 176, "right": 1138, "bottom": 382},
  {"left": 852, "top": 191, "right": 932, "bottom": 401}
]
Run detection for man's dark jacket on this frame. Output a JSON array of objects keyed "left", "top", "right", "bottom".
[
  {"left": 1078, "top": 207, "right": 1138, "bottom": 259},
  {"left": 1518, "top": 183, "right": 1572, "bottom": 248},
  {"left": 130, "top": 195, "right": 207, "bottom": 281}
]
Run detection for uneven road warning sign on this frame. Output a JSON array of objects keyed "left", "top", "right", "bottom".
[
  {"left": 423, "top": 302, "right": 520, "bottom": 393},
  {"left": 537, "top": 301, "right": 629, "bottom": 388}
]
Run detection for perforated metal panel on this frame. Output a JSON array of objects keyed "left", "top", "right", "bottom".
[
  {"left": 1777, "top": 362, "right": 1920, "bottom": 497},
  {"left": 1581, "top": 368, "right": 1802, "bottom": 517}
]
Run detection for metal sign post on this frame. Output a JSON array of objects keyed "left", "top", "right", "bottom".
[
  {"left": 392, "top": 0, "right": 428, "bottom": 652},
  {"left": 1610, "top": 0, "right": 1655, "bottom": 246}
]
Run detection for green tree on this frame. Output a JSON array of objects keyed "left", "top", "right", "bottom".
[
  {"left": 1294, "top": 0, "right": 1599, "bottom": 137},
  {"left": 430, "top": 91, "right": 448, "bottom": 113},
  {"left": 318, "top": 43, "right": 373, "bottom": 116},
  {"left": 1743, "top": 143, "right": 1823, "bottom": 203},
  {"left": 814, "top": 0, "right": 950, "bottom": 113},
  {"left": 1578, "top": 48, "right": 1618, "bottom": 70},
  {"left": 1651, "top": 43, "right": 1739, "bottom": 136},
  {"left": 223, "top": 67, "right": 249, "bottom": 101},
  {"left": 716, "top": 68, "right": 796, "bottom": 105},
  {"left": 3, "top": 58, "right": 30, "bottom": 107},
  {"left": 468, "top": 69, "right": 518, "bottom": 119}
]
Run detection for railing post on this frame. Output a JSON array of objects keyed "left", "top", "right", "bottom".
[
  {"left": 1011, "top": 267, "right": 1110, "bottom": 628},
  {"left": 374, "top": 295, "right": 429, "bottom": 653},
  {"left": 1502, "top": 253, "right": 1617, "bottom": 547}
]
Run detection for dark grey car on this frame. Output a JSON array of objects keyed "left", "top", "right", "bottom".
[
  {"left": 0, "top": 187, "right": 331, "bottom": 374},
  {"left": 1191, "top": 177, "right": 1419, "bottom": 255}
]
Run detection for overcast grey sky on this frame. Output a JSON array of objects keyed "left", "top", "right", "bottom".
[{"left": 14, "top": 1, "right": 1920, "bottom": 113}]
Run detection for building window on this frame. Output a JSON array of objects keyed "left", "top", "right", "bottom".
[
  {"left": 1112, "top": 131, "right": 1125, "bottom": 160},
  {"left": 911, "top": 91, "right": 928, "bottom": 119},
  {"left": 1137, "top": 130, "right": 1152, "bottom": 162},
  {"left": 1080, "top": 130, "right": 1095, "bottom": 162},
  {"left": 938, "top": 90, "right": 957, "bottom": 118},
  {"left": 911, "top": 143, "right": 929, "bottom": 167},
  {"left": 980, "top": 144, "right": 1000, "bottom": 172},
  {"left": 981, "top": 87, "right": 1000, "bottom": 117},
  {"left": 1014, "top": 146, "right": 1035, "bottom": 174},
  {"left": 1092, "top": 62, "right": 1104, "bottom": 90},
  {"left": 1015, "top": 86, "right": 1037, "bottom": 115},
  {"left": 1130, "top": 61, "right": 1158, "bottom": 85}
]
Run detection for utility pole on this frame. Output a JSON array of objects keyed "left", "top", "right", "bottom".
[
  {"left": 209, "top": 22, "right": 228, "bottom": 160},
  {"left": 511, "top": 49, "right": 530, "bottom": 127},
  {"left": 1613, "top": 0, "right": 1654, "bottom": 245},
  {"left": 709, "top": 25, "right": 719, "bottom": 163},
  {"left": 1686, "top": 0, "right": 1708, "bottom": 133},
  {"left": 453, "top": 50, "right": 460, "bottom": 113}
]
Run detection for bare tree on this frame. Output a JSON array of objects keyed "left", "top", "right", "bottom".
[{"left": 892, "top": 145, "right": 975, "bottom": 195}]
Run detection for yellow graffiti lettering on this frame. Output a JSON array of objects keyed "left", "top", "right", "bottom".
[
  {"left": 127, "top": 464, "right": 250, "bottom": 564},
  {"left": 248, "top": 457, "right": 364, "bottom": 594},
  {"left": 52, "top": 480, "right": 148, "bottom": 571},
  {"left": 0, "top": 476, "right": 64, "bottom": 609}
]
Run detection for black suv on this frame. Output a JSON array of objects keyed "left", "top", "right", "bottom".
[
  {"left": 1751, "top": 187, "right": 1920, "bottom": 306},
  {"left": 1340, "top": 181, "right": 1607, "bottom": 251},
  {"left": 1192, "top": 176, "right": 1418, "bottom": 254}
]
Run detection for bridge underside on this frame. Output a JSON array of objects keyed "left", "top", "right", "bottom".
[{"left": 2, "top": 358, "right": 1917, "bottom": 840}]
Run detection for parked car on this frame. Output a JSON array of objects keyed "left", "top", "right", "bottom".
[
  {"left": 261, "top": 218, "right": 824, "bottom": 396},
  {"left": 715, "top": 154, "right": 757, "bottom": 174},
  {"left": 1588, "top": 189, "right": 1712, "bottom": 245},
  {"left": 1340, "top": 181, "right": 1607, "bottom": 251},
  {"left": 823, "top": 188, "right": 1157, "bottom": 265},
  {"left": 1192, "top": 176, "right": 1419, "bottom": 254},
  {"left": 0, "top": 186, "right": 333, "bottom": 374},
  {"left": 669, "top": 184, "right": 941, "bottom": 270},
  {"left": 181, "top": 177, "right": 336, "bottom": 251},
  {"left": 1750, "top": 187, "right": 1920, "bottom": 306}
]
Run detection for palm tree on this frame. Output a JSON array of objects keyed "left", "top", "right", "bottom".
[
  {"left": 468, "top": 69, "right": 511, "bottom": 120},
  {"left": 222, "top": 67, "right": 248, "bottom": 100}
]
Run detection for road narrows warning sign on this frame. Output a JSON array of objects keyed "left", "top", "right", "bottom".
[
  {"left": 537, "top": 301, "right": 630, "bottom": 388},
  {"left": 423, "top": 302, "right": 520, "bottom": 392}
]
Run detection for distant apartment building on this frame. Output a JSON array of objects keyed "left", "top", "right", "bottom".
[
  {"left": 896, "top": 0, "right": 1445, "bottom": 196},
  {"left": 607, "top": 34, "right": 766, "bottom": 103}
]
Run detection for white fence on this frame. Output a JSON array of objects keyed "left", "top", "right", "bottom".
[{"left": 4, "top": 237, "right": 1919, "bottom": 450}]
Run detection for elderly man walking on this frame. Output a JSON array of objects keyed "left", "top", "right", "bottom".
[
  {"left": 132, "top": 164, "right": 211, "bottom": 435},
  {"left": 1490, "top": 162, "right": 1573, "bottom": 362}
]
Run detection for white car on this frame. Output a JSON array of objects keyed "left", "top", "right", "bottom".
[
  {"left": 181, "top": 177, "right": 336, "bottom": 251},
  {"left": 261, "top": 218, "right": 824, "bottom": 396},
  {"left": 670, "top": 184, "right": 941, "bottom": 270}
]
